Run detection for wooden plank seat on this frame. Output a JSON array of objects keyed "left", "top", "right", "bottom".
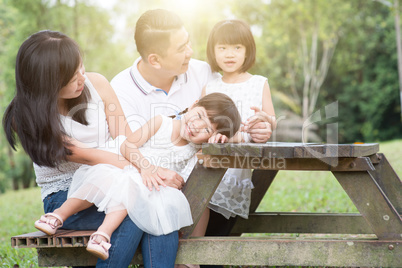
[{"left": 11, "top": 142, "right": 402, "bottom": 267}]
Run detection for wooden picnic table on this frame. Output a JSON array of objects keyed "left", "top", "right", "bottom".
[{"left": 11, "top": 142, "right": 402, "bottom": 267}]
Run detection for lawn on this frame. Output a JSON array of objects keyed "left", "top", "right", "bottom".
[{"left": 1, "top": 140, "right": 401, "bottom": 267}]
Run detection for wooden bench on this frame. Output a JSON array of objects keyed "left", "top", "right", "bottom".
[{"left": 12, "top": 142, "right": 402, "bottom": 267}]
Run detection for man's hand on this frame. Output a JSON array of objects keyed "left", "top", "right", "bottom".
[
  {"left": 158, "top": 167, "right": 185, "bottom": 190},
  {"left": 140, "top": 165, "right": 184, "bottom": 191},
  {"left": 243, "top": 107, "right": 273, "bottom": 143},
  {"left": 246, "top": 121, "right": 272, "bottom": 143}
]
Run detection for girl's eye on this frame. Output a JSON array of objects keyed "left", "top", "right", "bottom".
[
  {"left": 198, "top": 113, "right": 202, "bottom": 119},
  {"left": 205, "top": 128, "right": 210, "bottom": 134}
]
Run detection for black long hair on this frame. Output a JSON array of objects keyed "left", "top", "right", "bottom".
[{"left": 2, "top": 30, "right": 90, "bottom": 167}]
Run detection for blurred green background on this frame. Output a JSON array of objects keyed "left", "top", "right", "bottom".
[{"left": 1, "top": 1, "right": 402, "bottom": 266}]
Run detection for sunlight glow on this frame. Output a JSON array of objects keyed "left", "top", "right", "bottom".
[{"left": 169, "top": 0, "right": 199, "bottom": 14}]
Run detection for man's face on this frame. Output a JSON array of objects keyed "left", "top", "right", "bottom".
[{"left": 159, "top": 27, "right": 193, "bottom": 77}]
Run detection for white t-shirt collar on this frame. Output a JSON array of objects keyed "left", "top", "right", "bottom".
[{"left": 130, "top": 57, "right": 188, "bottom": 96}]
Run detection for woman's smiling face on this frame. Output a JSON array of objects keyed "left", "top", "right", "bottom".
[{"left": 58, "top": 63, "right": 86, "bottom": 100}]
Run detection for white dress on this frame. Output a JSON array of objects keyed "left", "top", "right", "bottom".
[
  {"left": 205, "top": 75, "right": 267, "bottom": 219},
  {"left": 68, "top": 115, "right": 198, "bottom": 236}
]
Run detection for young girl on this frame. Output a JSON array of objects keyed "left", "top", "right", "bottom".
[
  {"left": 34, "top": 92, "right": 242, "bottom": 260},
  {"left": 200, "top": 19, "right": 276, "bottom": 234}
]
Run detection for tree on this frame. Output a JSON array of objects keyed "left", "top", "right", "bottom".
[
  {"left": 233, "top": 0, "right": 353, "bottom": 120},
  {"left": 394, "top": 0, "right": 402, "bottom": 120},
  {"left": 326, "top": 0, "right": 402, "bottom": 142}
]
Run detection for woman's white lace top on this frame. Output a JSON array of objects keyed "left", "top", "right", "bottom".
[{"left": 34, "top": 75, "right": 111, "bottom": 200}]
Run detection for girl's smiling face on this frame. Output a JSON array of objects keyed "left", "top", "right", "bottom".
[
  {"left": 214, "top": 43, "right": 246, "bottom": 74},
  {"left": 180, "top": 106, "right": 216, "bottom": 144}
]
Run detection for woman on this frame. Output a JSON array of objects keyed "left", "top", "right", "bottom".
[{"left": 3, "top": 30, "right": 181, "bottom": 267}]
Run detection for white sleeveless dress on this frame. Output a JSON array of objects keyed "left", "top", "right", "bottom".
[
  {"left": 205, "top": 75, "right": 267, "bottom": 219},
  {"left": 68, "top": 115, "right": 197, "bottom": 236}
]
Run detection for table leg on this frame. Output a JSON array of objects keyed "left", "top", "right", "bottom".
[
  {"left": 249, "top": 170, "right": 278, "bottom": 213},
  {"left": 181, "top": 163, "right": 227, "bottom": 238},
  {"left": 332, "top": 171, "right": 402, "bottom": 240},
  {"left": 229, "top": 170, "right": 278, "bottom": 236},
  {"left": 369, "top": 153, "right": 402, "bottom": 213}
]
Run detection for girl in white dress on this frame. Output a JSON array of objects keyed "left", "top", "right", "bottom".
[
  {"left": 198, "top": 19, "right": 276, "bottom": 235},
  {"left": 34, "top": 92, "right": 241, "bottom": 260}
]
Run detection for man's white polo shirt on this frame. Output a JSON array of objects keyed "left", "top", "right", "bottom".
[{"left": 111, "top": 57, "right": 215, "bottom": 132}]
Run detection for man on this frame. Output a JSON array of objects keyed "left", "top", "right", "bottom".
[
  {"left": 111, "top": 9, "right": 214, "bottom": 133},
  {"left": 111, "top": 9, "right": 273, "bottom": 268}
]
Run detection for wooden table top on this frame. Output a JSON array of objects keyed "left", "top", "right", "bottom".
[{"left": 201, "top": 142, "right": 379, "bottom": 159}]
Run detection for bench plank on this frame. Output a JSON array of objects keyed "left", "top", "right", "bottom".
[
  {"left": 176, "top": 237, "right": 400, "bottom": 267},
  {"left": 33, "top": 237, "right": 401, "bottom": 267},
  {"left": 231, "top": 213, "right": 375, "bottom": 234}
]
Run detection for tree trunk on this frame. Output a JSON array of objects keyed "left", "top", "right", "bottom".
[{"left": 394, "top": 0, "right": 402, "bottom": 120}]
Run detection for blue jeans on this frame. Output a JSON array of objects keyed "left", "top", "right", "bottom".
[{"left": 44, "top": 190, "right": 179, "bottom": 268}]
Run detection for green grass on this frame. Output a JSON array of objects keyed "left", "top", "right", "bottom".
[
  {"left": 1, "top": 140, "right": 401, "bottom": 267},
  {"left": 0, "top": 187, "right": 43, "bottom": 268}
]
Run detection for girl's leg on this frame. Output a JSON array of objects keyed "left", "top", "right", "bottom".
[
  {"left": 53, "top": 198, "right": 93, "bottom": 223},
  {"left": 44, "top": 191, "right": 145, "bottom": 267},
  {"left": 93, "top": 209, "right": 128, "bottom": 242},
  {"left": 36, "top": 197, "right": 94, "bottom": 234},
  {"left": 43, "top": 190, "right": 105, "bottom": 230},
  {"left": 86, "top": 210, "right": 128, "bottom": 260},
  {"left": 96, "top": 215, "right": 144, "bottom": 268},
  {"left": 191, "top": 208, "right": 210, "bottom": 237}
]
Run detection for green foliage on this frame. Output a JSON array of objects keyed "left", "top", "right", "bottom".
[{"left": 327, "top": 0, "right": 402, "bottom": 143}]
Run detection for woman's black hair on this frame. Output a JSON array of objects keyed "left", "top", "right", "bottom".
[{"left": 2, "top": 30, "right": 90, "bottom": 167}]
